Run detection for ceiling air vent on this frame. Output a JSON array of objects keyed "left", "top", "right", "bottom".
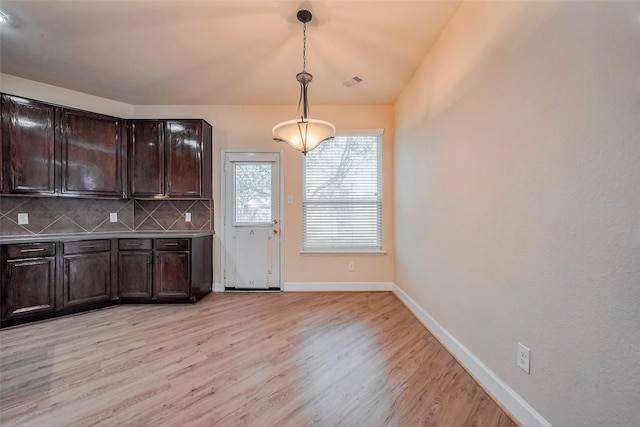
[{"left": 343, "top": 76, "right": 363, "bottom": 87}]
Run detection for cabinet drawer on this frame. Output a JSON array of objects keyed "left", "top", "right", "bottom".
[
  {"left": 64, "top": 239, "right": 111, "bottom": 254},
  {"left": 6, "top": 242, "right": 56, "bottom": 259},
  {"left": 155, "top": 239, "right": 189, "bottom": 251},
  {"left": 119, "top": 239, "right": 153, "bottom": 251}
]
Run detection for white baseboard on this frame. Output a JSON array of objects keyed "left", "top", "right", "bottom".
[
  {"left": 283, "top": 282, "right": 394, "bottom": 292},
  {"left": 212, "top": 282, "right": 224, "bottom": 292},
  {"left": 392, "top": 284, "right": 552, "bottom": 427}
]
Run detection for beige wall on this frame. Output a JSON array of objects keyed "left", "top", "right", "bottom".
[
  {"left": 394, "top": 2, "right": 640, "bottom": 426},
  {"left": 0, "top": 74, "right": 395, "bottom": 286}
]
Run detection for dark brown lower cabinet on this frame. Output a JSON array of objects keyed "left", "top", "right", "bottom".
[
  {"left": 154, "top": 238, "right": 190, "bottom": 299},
  {"left": 155, "top": 251, "right": 190, "bottom": 298},
  {"left": 118, "top": 239, "right": 153, "bottom": 298},
  {"left": 0, "top": 242, "right": 57, "bottom": 319},
  {"left": 119, "top": 237, "right": 211, "bottom": 303},
  {"left": 62, "top": 239, "right": 113, "bottom": 307},
  {"left": 1, "top": 234, "right": 212, "bottom": 327}
]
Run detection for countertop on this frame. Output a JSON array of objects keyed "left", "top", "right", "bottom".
[{"left": 0, "top": 231, "right": 214, "bottom": 245}]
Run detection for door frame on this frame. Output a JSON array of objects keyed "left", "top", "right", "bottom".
[{"left": 220, "top": 150, "right": 284, "bottom": 290}]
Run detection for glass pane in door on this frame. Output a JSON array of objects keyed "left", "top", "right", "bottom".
[{"left": 233, "top": 163, "right": 272, "bottom": 224}]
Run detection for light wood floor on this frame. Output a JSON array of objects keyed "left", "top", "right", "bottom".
[{"left": 0, "top": 292, "right": 518, "bottom": 427}]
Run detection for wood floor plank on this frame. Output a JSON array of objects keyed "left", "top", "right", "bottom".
[{"left": 0, "top": 292, "right": 519, "bottom": 426}]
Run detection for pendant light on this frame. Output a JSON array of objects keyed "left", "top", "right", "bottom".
[{"left": 272, "top": 9, "right": 335, "bottom": 155}]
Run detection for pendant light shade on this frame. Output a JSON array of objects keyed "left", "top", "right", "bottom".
[
  {"left": 273, "top": 10, "right": 335, "bottom": 155},
  {"left": 272, "top": 118, "right": 335, "bottom": 154}
]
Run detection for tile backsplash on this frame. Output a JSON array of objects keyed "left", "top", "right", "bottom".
[{"left": 0, "top": 196, "right": 212, "bottom": 237}]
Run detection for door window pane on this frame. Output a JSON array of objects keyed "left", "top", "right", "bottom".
[{"left": 234, "top": 163, "right": 272, "bottom": 224}]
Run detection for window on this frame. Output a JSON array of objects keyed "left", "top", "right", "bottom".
[
  {"left": 233, "top": 163, "right": 272, "bottom": 224},
  {"left": 303, "top": 132, "right": 382, "bottom": 252}
]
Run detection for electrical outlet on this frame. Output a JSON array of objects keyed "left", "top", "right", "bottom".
[
  {"left": 517, "top": 343, "right": 530, "bottom": 374},
  {"left": 185, "top": 212, "right": 191, "bottom": 222},
  {"left": 17, "top": 213, "right": 28, "bottom": 225},
  {"left": 109, "top": 212, "right": 118, "bottom": 222},
  {"left": 348, "top": 261, "right": 355, "bottom": 272}
]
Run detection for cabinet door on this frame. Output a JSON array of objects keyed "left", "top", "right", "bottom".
[
  {"left": 155, "top": 251, "right": 190, "bottom": 298},
  {"left": 1, "top": 94, "right": 56, "bottom": 194},
  {"left": 59, "top": 108, "right": 124, "bottom": 197},
  {"left": 128, "top": 120, "right": 164, "bottom": 197},
  {"left": 63, "top": 252, "right": 111, "bottom": 306},
  {"left": 2, "top": 256, "right": 56, "bottom": 319},
  {"left": 119, "top": 251, "right": 153, "bottom": 298},
  {"left": 165, "top": 120, "right": 204, "bottom": 198}
]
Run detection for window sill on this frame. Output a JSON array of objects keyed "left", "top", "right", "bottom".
[{"left": 300, "top": 249, "right": 386, "bottom": 256}]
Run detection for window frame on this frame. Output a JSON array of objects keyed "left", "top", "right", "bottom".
[{"left": 301, "top": 130, "right": 384, "bottom": 254}]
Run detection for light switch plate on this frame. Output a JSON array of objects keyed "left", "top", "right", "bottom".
[
  {"left": 18, "top": 213, "right": 29, "bottom": 225},
  {"left": 110, "top": 213, "right": 118, "bottom": 222},
  {"left": 185, "top": 212, "right": 191, "bottom": 222}
]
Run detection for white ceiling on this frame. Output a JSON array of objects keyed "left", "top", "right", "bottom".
[{"left": 0, "top": 1, "right": 460, "bottom": 106}]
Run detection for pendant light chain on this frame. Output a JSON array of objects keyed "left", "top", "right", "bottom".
[{"left": 302, "top": 21, "right": 307, "bottom": 73}]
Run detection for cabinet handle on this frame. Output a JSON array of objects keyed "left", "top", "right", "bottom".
[
  {"left": 11, "top": 175, "right": 15, "bottom": 190},
  {"left": 163, "top": 243, "right": 179, "bottom": 246},
  {"left": 79, "top": 245, "right": 97, "bottom": 249},
  {"left": 20, "top": 248, "right": 45, "bottom": 253},
  {"left": 125, "top": 243, "right": 141, "bottom": 246}
]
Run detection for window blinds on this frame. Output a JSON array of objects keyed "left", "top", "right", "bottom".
[{"left": 303, "top": 134, "right": 382, "bottom": 250}]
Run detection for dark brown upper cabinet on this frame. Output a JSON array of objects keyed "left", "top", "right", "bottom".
[
  {"left": 128, "top": 120, "right": 164, "bottom": 197},
  {"left": 1, "top": 93, "right": 213, "bottom": 201},
  {"left": 58, "top": 108, "right": 125, "bottom": 198},
  {"left": 1, "top": 94, "right": 57, "bottom": 195},
  {"left": 128, "top": 119, "right": 212, "bottom": 199},
  {"left": 1, "top": 93, "right": 126, "bottom": 198}
]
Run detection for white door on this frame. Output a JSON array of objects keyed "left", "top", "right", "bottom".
[{"left": 223, "top": 152, "right": 281, "bottom": 290}]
